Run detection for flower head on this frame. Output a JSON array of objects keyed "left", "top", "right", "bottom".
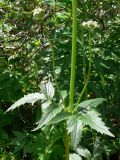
[
  {"left": 82, "top": 20, "right": 99, "bottom": 29},
  {"left": 33, "top": 7, "right": 43, "bottom": 17}
]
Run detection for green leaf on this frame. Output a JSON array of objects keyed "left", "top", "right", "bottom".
[
  {"left": 69, "top": 153, "right": 82, "bottom": 160},
  {"left": 77, "top": 147, "right": 91, "bottom": 160},
  {"left": 48, "top": 111, "right": 71, "bottom": 124},
  {"left": 80, "top": 110, "right": 114, "bottom": 137},
  {"left": 59, "top": 90, "right": 67, "bottom": 100},
  {"left": 41, "top": 100, "right": 51, "bottom": 113},
  {"left": 67, "top": 115, "right": 83, "bottom": 150},
  {"left": 92, "top": 137, "right": 102, "bottom": 160},
  {"left": 5, "top": 93, "right": 45, "bottom": 112},
  {"left": 32, "top": 105, "right": 62, "bottom": 131},
  {"left": 41, "top": 81, "right": 55, "bottom": 99},
  {"left": 78, "top": 98, "right": 106, "bottom": 111}
]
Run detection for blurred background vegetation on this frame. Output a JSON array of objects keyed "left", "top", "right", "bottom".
[{"left": 0, "top": 0, "right": 120, "bottom": 159}]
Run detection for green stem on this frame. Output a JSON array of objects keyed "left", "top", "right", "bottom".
[
  {"left": 69, "top": 0, "right": 77, "bottom": 112},
  {"left": 82, "top": 28, "right": 87, "bottom": 97},
  {"left": 65, "top": 1, "right": 77, "bottom": 159},
  {"left": 75, "top": 30, "right": 92, "bottom": 110}
]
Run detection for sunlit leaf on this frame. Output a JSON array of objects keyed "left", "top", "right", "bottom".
[
  {"left": 40, "top": 81, "right": 55, "bottom": 99},
  {"left": 78, "top": 98, "right": 106, "bottom": 111},
  {"left": 6, "top": 93, "right": 45, "bottom": 112},
  {"left": 80, "top": 110, "right": 114, "bottom": 137},
  {"left": 59, "top": 90, "right": 67, "bottom": 100},
  {"left": 48, "top": 111, "right": 71, "bottom": 124},
  {"left": 32, "top": 105, "right": 62, "bottom": 131},
  {"left": 69, "top": 153, "right": 82, "bottom": 160},
  {"left": 67, "top": 115, "right": 83, "bottom": 150},
  {"left": 77, "top": 146, "right": 91, "bottom": 160}
]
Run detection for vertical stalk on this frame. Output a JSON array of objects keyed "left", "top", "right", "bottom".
[
  {"left": 81, "top": 28, "right": 87, "bottom": 98},
  {"left": 65, "top": 1, "right": 77, "bottom": 159},
  {"left": 69, "top": 0, "right": 77, "bottom": 112},
  {"left": 75, "top": 30, "right": 92, "bottom": 109}
]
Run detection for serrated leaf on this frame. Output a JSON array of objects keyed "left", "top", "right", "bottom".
[
  {"left": 48, "top": 111, "right": 71, "bottom": 124},
  {"left": 32, "top": 105, "right": 62, "bottom": 131},
  {"left": 80, "top": 110, "right": 114, "bottom": 137},
  {"left": 77, "top": 147, "right": 91, "bottom": 160},
  {"left": 41, "top": 81, "right": 55, "bottom": 99},
  {"left": 92, "top": 137, "right": 102, "bottom": 160},
  {"left": 78, "top": 98, "right": 106, "bottom": 111},
  {"left": 69, "top": 153, "right": 82, "bottom": 160},
  {"left": 67, "top": 115, "right": 83, "bottom": 150},
  {"left": 6, "top": 93, "right": 45, "bottom": 112}
]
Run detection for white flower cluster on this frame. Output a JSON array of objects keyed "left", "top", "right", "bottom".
[
  {"left": 82, "top": 20, "right": 99, "bottom": 29},
  {"left": 100, "top": 9, "right": 105, "bottom": 17},
  {"left": 33, "top": 7, "right": 43, "bottom": 17}
]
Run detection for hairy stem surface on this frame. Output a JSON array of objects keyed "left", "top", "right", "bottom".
[
  {"left": 65, "top": 0, "right": 77, "bottom": 160},
  {"left": 69, "top": 0, "right": 77, "bottom": 112},
  {"left": 65, "top": 0, "right": 77, "bottom": 159}
]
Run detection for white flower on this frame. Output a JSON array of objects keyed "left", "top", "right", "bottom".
[
  {"left": 33, "top": 7, "right": 43, "bottom": 17},
  {"left": 100, "top": 9, "right": 105, "bottom": 16},
  {"left": 82, "top": 20, "right": 99, "bottom": 29},
  {"left": 81, "top": 22, "right": 87, "bottom": 27}
]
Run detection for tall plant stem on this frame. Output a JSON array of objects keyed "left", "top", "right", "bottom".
[
  {"left": 75, "top": 30, "right": 92, "bottom": 109},
  {"left": 69, "top": 0, "right": 77, "bottom": 112},
  {"left": 65, "top": 1, "right": 77, "bottom": 159},
  {"left": 82, "top": 28, "right": 87, "bottom": 97}
]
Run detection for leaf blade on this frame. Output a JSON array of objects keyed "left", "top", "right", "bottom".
[
  {"left": 41, "top": 81, "right": 55, "bottom": 99},
  {"left": 67, "top": 115, "right": 83, "bottom": 150},
  {"left": 48, "top": 111, "right": 71, "bottom": 124},
  {"left": 6, "top": 93, "right": 44, "bottom": 112},
  {"left": 80, "top": 110, "right": 114, "bottom": 137},
  {"left": 78, "top": 98, "right": 106, "bottom": 110},
  {"left": 69, "top": 153, "right": 82, "bottom": 160},
  {"left": 77, "top": 147, "right": 91, "bottom": 160},
  {"left": 32, "top": 105, "right": 62, "bottom": 131}
]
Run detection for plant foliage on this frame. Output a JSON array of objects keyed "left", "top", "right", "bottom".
[
  {"left": 80, "top": 110, "right": 114, "bottom": 137},
  {"left": 0, "top": 0, "right": 119, "bottom": 159}
]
